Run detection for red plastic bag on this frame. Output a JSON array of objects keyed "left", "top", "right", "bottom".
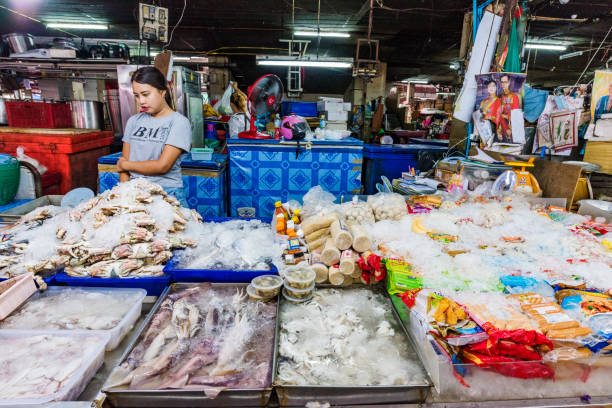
[
  {"left": 481, "top": 322, "right": 553, "bottom": 349},
  {"left": 461, "top": 350, "right": 555, "bottom": 379}
]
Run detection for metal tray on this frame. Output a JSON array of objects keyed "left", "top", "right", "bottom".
[
  {"left": 272, "top": 284, "right": 432, "bottom": 407},
  {"left": 0, "top": 195, "right": 63, "bottom": 223},
  {"left": 103, "top": 282, "right": 277, "bottom": 407}
]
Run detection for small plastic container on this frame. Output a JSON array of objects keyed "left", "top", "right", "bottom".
[
  {"left": 283, "top": 265, "right": 316, "bottom": 290},
  {"left": 251, "top": 274, "right": 283, "bottom": 298},
  {"left": 191, "top": 147, "right": 214, "bottom": 161},
  {"left": 0, "top": 330, "right": 109, "bottom": 405},
  {"left": 284, "top": 282, "right": 315, "bottom": 299},
  {"left": 246, "top": 284, "right": 274, "bottom": 302},
  {"left": 282, "top": 286, "right": 313, "bottom": 304},
  {"left": 0, "top": 286, "right": 146, "bottom": 351}
]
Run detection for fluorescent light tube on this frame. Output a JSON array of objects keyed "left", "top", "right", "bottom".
[
  {"left": 47, "top": 23, "right": 108, "bottom": 30},
  {"left": 402, "top": 79, "right": 429, "bottom": 84},
  {"left": 525, "top": 43, "right": 567, "bottom": 51},
  {"left": 294, "top": 31, "right": 350, "bottom": 38},
  {"left": 173, "top": 56, "right": 191, "bottom": 61},
  {"left": 257, "top": 60, "right": 352, "bottom": 68}
]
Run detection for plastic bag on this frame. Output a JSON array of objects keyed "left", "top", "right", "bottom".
[
  {"left": 301, "top": 186, "right": 338, "bottom": 218},
  {"left": 367, "top": 193, "right": 408, "bottom": 221},
  {"left": 228, "top": 113, "right": 248, "bottom": 138},
  {"left": 213, "top": 84, "right": 234, "bottom": 116},
  {"left": 340, "top": 197, "right": 375, "bottom": 224},
  {"left": 16, "top": 146, "right": 47, "bottom": 174}
]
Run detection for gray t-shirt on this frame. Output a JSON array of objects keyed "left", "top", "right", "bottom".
[{"left": 122, "top": 112, "right": 192, "bottom": 188}]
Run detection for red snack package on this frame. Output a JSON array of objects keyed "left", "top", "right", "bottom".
[{"left": 461, "top": 350, "right": 555, "bottom": 379}]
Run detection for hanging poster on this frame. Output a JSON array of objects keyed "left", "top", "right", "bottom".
[
  {"left": 549, "top": 110, "right": 578, "bottom": 152},
  {"left": 590, "top": 70, "right": 612, "bottom": 141},
  {"left": 591, "top": 70, "right": 612, "bottom": 122},
  {"left": 534, "top": 96, "right": 584, "bottom": 152},
  {"left": 475, "top": 72, "right": 526, "bottom": 144}
]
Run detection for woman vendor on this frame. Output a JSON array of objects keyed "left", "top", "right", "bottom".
[
  {"left": 117, "top": 66, "right": 192, "bottom": 206},
  {"left": 479, "top": 80, "right": 501, "bottom": 139}
]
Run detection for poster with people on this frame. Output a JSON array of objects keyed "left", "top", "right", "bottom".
[
  {"left": 474, "top": 72, "right": 526, "bottom": 144},
  {"left": 592, "top": 70, "right": 612, "bottom": 123}
]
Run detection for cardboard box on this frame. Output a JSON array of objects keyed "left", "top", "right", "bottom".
[
  {"left": 318, "top": 101, "right": 349, "bottom": 121},
  {"left": 326, "top": 121, "right": 348, "bottom": 131},
  {"left": 584, "top": 141, "right": 612, "bottom": 174}
]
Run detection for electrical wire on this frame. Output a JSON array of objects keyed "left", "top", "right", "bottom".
[
  {"left": 163, "top": 0, "right": 187, "bottom": 51},
  {"left": 0, "top": 5, "right": 78, "bottom": 37},
  {"left": 571, "top": 24, "right": 612, "bottom": 88}
]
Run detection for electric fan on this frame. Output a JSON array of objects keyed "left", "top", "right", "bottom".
[{"left": 238, "top": 74, "right": 284, "bottom": 139}]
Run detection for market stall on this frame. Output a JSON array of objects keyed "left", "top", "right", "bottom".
[
  {"left": 0, "top": 174, "right": 611, "bottom": 407},
  {"left": 0, "top": 0, "right": 612, "bottom": 406}
]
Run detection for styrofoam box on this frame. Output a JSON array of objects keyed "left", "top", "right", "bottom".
[
  {"left": 0, "top": 273, "right": 36, "bottom": 320},
  {"left": 326, "top": 121, "right": 348, "bottom": 131},
  {"left": 0, "top": 286, "right": 146, "bottom": 351},
  {"left": 0, "top": 330, "right": 109, "bottom": 405}
]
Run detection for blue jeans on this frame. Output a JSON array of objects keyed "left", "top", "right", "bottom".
[{"left": 165, "top": 187, "right": 189, "bottom": 208}]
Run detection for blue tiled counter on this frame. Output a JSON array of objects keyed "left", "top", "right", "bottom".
[
  {"left": 226, "top": 138, "right": 363, "bottom": 219},
  {"left": 98, "top": 152, "right": 227, "bottom": 218}
]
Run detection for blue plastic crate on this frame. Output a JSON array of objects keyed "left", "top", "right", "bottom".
[
  {"left": 53, "top": 272, "right": 170, "bottom": 296},
  {"left": 164, "top": 257, "right": 278, "bottom": 283},
  {"left": 362, "top": 144, "right": 447, "bottom": 195},
  {"left": 281, "top": 101, "right": 318, "bottom": 118},
  {"left": 204, "top": 216, "right": 270, "bottom": 223}
]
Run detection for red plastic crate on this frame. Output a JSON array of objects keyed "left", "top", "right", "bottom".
[
  {"left": 5, "top": 101, "right": 72, "bottom": 128},
  {"left": 0, "top": 131, "right": 113, "bottom": 194}
]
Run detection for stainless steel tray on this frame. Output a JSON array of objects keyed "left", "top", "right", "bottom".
[
  {"left": 0, "top": 195, "right": 63, "bottom": 223},
  {"left": 103, "top": 283, "right": 277, "bottom": 407},
  {"left": 272, "top": 284, "right": 432, "bottom": 407}
]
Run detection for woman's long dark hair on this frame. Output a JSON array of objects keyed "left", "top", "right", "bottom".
[{"left": 131, "top": 66, "right": 174, "bottom": 110}]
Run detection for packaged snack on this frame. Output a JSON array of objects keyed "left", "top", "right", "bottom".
[
  {"left": 385, "top": 258, "right": 422, "bottom": 295},
  {"left": 461, "top": 350, "right": 555, "bottom": 379}
]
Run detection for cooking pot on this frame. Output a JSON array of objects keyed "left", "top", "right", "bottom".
[
  {"left": 0, "top": 99, "right": 7, "bottom": 125},
  {"left": 70, "top": 100, "right": 105, "bottom": 129}
]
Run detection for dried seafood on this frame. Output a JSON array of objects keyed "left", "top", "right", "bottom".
[
  {"left": 0, "top": 179, "right": 200, "bottom": 279},
  {"left": 0, "top": 333, "right": 105, "bottom": 401},
  {"left": 105, "top": 284, "right": 276, "bottom": 398},
  {"left": 277, "top": 287, "right": 427, "bottom": 386},
  {"left": 0, "top": 287, "right": 143, "bottom": 331}
]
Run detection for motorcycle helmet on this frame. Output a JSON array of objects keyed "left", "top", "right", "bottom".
[{"left": 280, "top": 114, "right": 309, "bottom": 141}]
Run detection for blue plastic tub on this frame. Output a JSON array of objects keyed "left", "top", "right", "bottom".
[
  {"left": 362, "top": 144, "right": 447, "bottom": 195},
  {"left": 168, "top": 216, "right": 278, "bottom": 282},
  {"left": 164, "top": 257, "right": 278, "bottom": 283},
  {"left": 407, "top": 138, "right": 450, "bottom": 147},
  {"left": 53, "top": 272, "right": 171, "bottom": 296},
  {"left": 204, "top": 216, "right": 269, "bottom": 223},
  {"left": 281, "top": 101, "right": 318, "bottom": 118}
]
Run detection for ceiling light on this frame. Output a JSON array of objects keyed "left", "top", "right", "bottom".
[
  {"left": 257, "top": 60, "right": 352, "bottom": 68},
  {"left": 525, "top": 43, "right": 567, "bottom": 51},
  {"left": 173, "top": 56, "right": 191, "bottom": 61},
  {"left": 294, "top": 31, "right": 350, "bottom": 38},
  {"left": 46, "top": 23, "right": 108, "bottom": 30},
  {"left": 401, "top": 79, "right": 429, "bottom": 84}
]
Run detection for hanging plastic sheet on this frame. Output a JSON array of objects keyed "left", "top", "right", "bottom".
[
  {"left": 522, "top": 85, "right": 549, "bottom": 122},
  {"left": 453, "top": 11, "right": 503, "bottom": 122}
]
